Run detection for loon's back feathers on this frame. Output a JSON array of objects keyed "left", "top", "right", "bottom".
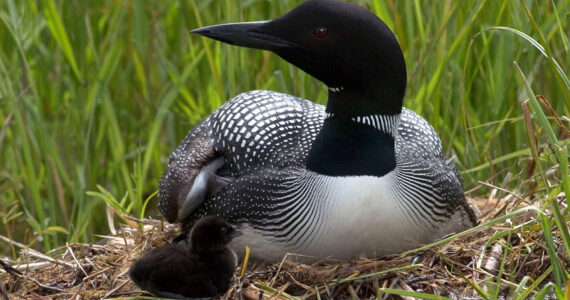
[
  {"left": 161, "top": 90, "right": 446, "bottom": 188},
  {"left": 210, "top": 91, "right": 322, "bottom": 173},
  {"left": 212, "top": 90, "right": 446, "bottom": 166}
]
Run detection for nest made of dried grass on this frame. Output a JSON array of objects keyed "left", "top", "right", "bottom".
[{"left": 1, "top": 195, "right": 567, "bottom": 299}]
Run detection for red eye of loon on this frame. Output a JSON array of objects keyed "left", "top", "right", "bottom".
[{"left": 313, "top": 26, "right": 328, "bottom": 39}]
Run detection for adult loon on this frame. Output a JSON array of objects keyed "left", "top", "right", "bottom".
[{"left": 159, "top": 0, "right": 477, "bottom": 262}]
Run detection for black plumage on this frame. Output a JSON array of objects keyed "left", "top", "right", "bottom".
[{"left": 129, "top": 216, "right": 240, "bottom": 299}]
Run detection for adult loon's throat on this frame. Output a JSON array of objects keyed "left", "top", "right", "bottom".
[{"left": 306, "top": 114, "right": 400, "bottom": 177}]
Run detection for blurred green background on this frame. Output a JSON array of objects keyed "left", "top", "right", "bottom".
[{"left": 0, "top": 0, "right": 568, "bottom": 256}]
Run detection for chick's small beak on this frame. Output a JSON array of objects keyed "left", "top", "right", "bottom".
[{"left": 231, "top": 230, "right": 243, "bottom": 238}]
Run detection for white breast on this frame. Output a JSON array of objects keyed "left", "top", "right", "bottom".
[
  {"left": 301, "top": 173, "right": 434, "bottom": 258},
  {"left": 230, "top": 171, "right": 443, "bottom": 261}
]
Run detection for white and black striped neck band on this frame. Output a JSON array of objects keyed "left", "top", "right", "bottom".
[{"left": 325, "top": 112, "right": 400, "bottom": 137}]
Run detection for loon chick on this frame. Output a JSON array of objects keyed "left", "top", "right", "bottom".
[
  {"left": 159, "top": 0, "right": 477, "bottom": 262},
  {"left": 129, "top": 216, "right": 240, "bottom": 299}
]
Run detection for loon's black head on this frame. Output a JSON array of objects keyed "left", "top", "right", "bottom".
[{"left": 192, "top": 0, "right": 406, "bottom": 117}]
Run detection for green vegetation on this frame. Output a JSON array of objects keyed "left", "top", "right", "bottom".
[{"left": 0, "top": 0, "right": 568, "bottom": 297}]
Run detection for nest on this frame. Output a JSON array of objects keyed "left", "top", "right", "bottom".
[{"left": 0, "top": 195, "right": 567, "bottom": 299}]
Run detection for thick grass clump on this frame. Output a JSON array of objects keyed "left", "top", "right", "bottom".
[{"left": 0, "top": 0, "right": 568, "bottom": 298}]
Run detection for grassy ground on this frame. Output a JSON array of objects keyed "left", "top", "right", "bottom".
[{"left": 0, "top": 0, "right": 568, "bottom": 298}]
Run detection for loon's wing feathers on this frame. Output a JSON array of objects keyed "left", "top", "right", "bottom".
[
  {"left": 158, "top": 120, "right": 230, "bottom": 223},
  {"left": 190, "top": 166, "right": 316, "bottom": 243},
  {"left": 159, "top": 90, "right": 323, "bottom": 223},
  {"left": 397, "top": 108, "right": 444, "bottom": 160}
]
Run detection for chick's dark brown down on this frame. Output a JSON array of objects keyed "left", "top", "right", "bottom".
[{"left": 129, "top": 216, "right": 240, "bottom": 299}]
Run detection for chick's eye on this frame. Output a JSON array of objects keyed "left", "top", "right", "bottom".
[
  {"left": 219, "top": 227, "right": 227, "bottom": 235},
  {"left": 313, "top": 26, "right": 328, "bottom": 40}
]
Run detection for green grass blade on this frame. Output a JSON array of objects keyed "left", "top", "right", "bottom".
[
  {"left": 515, "top": 62, "right": 570, "bottom": 258},
  {"left": 440, "top": 254, "right": 490, "bottom": 300},
  {"left": 43, "top": 0, "right": 82, "bottom": 82},
  {"left": 514, "top": 265, "right": 553, "bottom": 300},
  {"left": 539, "top": 213, "right": 566, "bottom": 287},
  {"left": 138, "top": 54, "right": 200, "bottom": 194},
  {"left": 519, "top": 0, "right": 570, "bottom": 101},
  {"left": 413, "top": 0, "right": 489, "bottom": 108},
  {"left": 323, "top": 264, "right": 423, "bottom": 287},
  {"left": 550, "top": 0, "right": 568, "bottom": 51},
  {"left": 379, "top": 288, "right": 451, "bottom": 300},
  {"left": 402, "top": 206, "right": 541, "bottom": 255},
  {"left": 490, "top": 26, "right": 569, "bottom": 91},
  {"left": 463, "top": 148, "right": 530, "bottom": 174}
]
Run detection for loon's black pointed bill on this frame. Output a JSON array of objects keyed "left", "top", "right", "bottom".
[{"left": 191, "top": 21, "right": 295, "bottom": 50}]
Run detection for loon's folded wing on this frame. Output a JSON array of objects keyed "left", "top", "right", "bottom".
[
  {"left": 158, "top": 120, "right": 232, "bottom": 223},
  {"left": 159, "top": 90, "right": 324, "bottom": 223}
]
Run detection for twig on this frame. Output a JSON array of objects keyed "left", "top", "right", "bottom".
[
  {"left": 69, "top": 282, "right": 84, "bottom": 300},
  {"left": 14, "top": 272, "right": 65, "bottom": 293},
  {"left": 124, "top": 215, "right": 164, "bottom": 225},
  {"left": 285, "top": 272, "right": 315, "bottom": 294},
  {"left": 106, "top": 205, "right": 117, "bottom": 235},
  {"left": 396, "top": 278, "right": 416, "bottom": 300},
  {"left": 120, "top": 228, "right": 130, "bottom": 253},
  {"left": 381, "top": 277, "right": 399, "bottom": 300},
  {"left": 536, "top": 95, "right": 570, "bottom": 137},
  {"left": 0, "top": 235, "right": 78, "bottom": 270},
  {"left": 84, "top": 257, "right": 97, "bottom": 271},
  {"left": 21, "top": 248, "right": 77, "bottom": 270},
  {"left": 270, "top": 282, "right": 290, "bottom": 300},
  {"left": 103, "top": 279, "right": 129, "bottom": 298},
  {"left": 3, "top": 262, "right": 51, "bottom": 271},
  {"left": 2, "top": 257, "right": 67, "bottom": 293},
  {"left": 82, "top": 266, "right": 111, "bottom": 282},
  {"left": 477, "top": 181, "right": 524, "bottom": 201},
  {"left": 0, "top": 259, "right": 22, "bottom": 277},
  {"left": 405, "top": 275, "right": 431, "bottom": 285},
  {"left": 270, "top": 253, "right": 291, "bottom": 286},
  {"left": 0, "top": 234, "right": 27, "bottom": 249},
  {"left": 66, "top": 243, "right": 88, "bottom": 277}
]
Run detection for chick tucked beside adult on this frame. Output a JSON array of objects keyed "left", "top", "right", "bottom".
[{"left": 129, "top": 216, "right": 241, "bottom": 299}]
